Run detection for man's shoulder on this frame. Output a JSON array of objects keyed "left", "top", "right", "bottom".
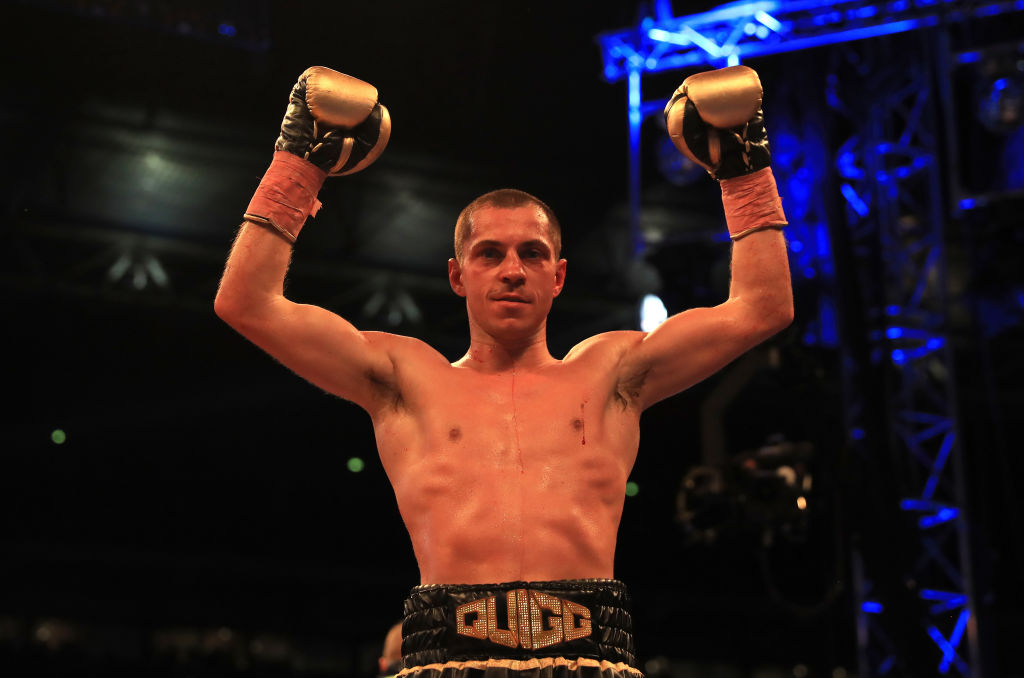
[
  {"left": 563, "top": 330, "right": 645, "bottom": 363},
  {"left": 361, "top": 331, "right": 451, "bottom": 367}
]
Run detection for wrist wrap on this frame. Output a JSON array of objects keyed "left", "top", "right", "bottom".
[
  {"left": 720, "top": 167, "right": 787, "bottom": 241},
  {"left": 244, "top": 150, "right": 328, "bottom": 243}
]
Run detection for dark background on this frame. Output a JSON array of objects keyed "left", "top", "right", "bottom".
[{"left": 2, "top": 1, "right": 1022, "bottom": 677}]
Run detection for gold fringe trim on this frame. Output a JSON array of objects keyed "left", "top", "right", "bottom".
[{"left": 397, "top": 657, "right": 643, "bottom": 678}]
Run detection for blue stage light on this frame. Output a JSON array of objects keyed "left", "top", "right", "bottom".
[
  {"left": 920, "top": 506, "right": 958, "bottom": 528},
  {"left": 926, "top": 613, "right": 970, "bottom": 675},
  {"left": 647, "top": 28, "right": 689, "bottom": 46},
  {"left": 921, "top": 590, "right": 968, "bottom": 614},
  {"left": 838, "top": 148, "right": 863, "bottom": 179},
  {"left": 840, "top": 183, "right": 870, "bottom": 216},
  {"left": 923, "top": 433, "right": 955, "bottom": 500},
  {"left": 218, "top": 22, "right": 236, "bottom": 37},
  {"left": 978, "top": 2, "right": 1008, "bottom": 16},
  {"left": 754, "top": 10, "right": 783, "bottom": 32},
  {"left": 920, "top": 589, "right": 964, "bottom": 602},
  {"left": 862, "top": 601, "right": 884, "bottom": 614},
  {"left": 851, "top": 5, "right": 878, "bottom": 19}
]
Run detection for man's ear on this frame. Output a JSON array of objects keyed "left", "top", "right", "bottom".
[
  {"left": 552, "top": 258, "right": 567, "bottom": 297},
  {"left": 448, "top": 258, "right": 466, "bottom": 297}
]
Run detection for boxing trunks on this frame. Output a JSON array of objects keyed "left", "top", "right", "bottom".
[{"left": 398, "top": 579, "right": 643, "bottom": 678}]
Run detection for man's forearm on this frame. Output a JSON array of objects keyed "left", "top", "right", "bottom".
[
  {"left": 214, "top": 221, "right": 294, "bottom": 322},
  {"left": 215, "top": 67, "right": 390, "bottom": 325},
  {"left": 728, "top": 226, "right": 793, "bottom": 329},
  {"left": 719, "top": 168, "right": 793, "bottom": 330}
]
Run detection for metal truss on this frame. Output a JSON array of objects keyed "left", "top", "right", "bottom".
[
  {"left": 830, "top": 36, "right": 977, "bottom": 676},
  {"left": 597, "top": 0, "right": 1024, "bottom": 255},
  {"left": 597, "top": 0, "right": 1023, "bottom": 80},
  {"left": 596, "top": 1, "right": 1024, "bottom": 676}
]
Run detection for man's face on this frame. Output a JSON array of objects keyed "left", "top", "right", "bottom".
[{"left": 448, "top": 205, "right": 566, "bottom": 342}]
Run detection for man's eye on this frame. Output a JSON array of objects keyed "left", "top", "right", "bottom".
[{"left": 524, "top": 249, "right": 542, "bottom": 259}]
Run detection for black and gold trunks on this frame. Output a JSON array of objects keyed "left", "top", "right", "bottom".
[{"left": 398, "top": 579, "right": 641, "bottom": 678}]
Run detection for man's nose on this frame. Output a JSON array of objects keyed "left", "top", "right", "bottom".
[{"left": 499, "top": 253, "right": 526, "bottom": 284}]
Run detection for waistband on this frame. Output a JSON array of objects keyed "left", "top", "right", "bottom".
[{"left": 400, "top": 579, "right": 637, "bottom": 670}]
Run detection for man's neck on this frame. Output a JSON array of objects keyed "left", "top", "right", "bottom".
[{"left": 455, "top": 334, "right": 558, "bottom": 372}]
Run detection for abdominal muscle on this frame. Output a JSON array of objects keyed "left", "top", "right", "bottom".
[{"left": 372, "top": 363, "right": 641, "bottom": 586}]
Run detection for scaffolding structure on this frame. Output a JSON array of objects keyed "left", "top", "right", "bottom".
[
  {"left": 830, "top": 33, "right": 978, "bottom": 677},
  {"left": 597, "top": 1, "right": 1023, "bottom": 675}
]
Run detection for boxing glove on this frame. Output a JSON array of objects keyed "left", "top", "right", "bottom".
[
  {"left": 245, "top": 67, "right": 391, "bottom": 243},
  {"left": 664, "top": 65, "right": 769, "bottom": 181},
  {"left": 664, "top": 65, "right": 785, "bottom": 240}
]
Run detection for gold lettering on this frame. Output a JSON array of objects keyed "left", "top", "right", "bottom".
[
  {"left": 455, "top": 598, "right": 488, "bottom": 640},
  {"left": 455, "top": 591, "right": 592, "bottom": 648},
  {"left": 561, "top": 599, "right": 592, "bottom": 642},
  {"left": 486, "top": 590, "right": 519, "bottom": 648},
  {"left": 516, "top": 588, "right": 533, "bottom": 649},
  {"left": 529, "top": 591, "right": 564, "bottom": 649}
]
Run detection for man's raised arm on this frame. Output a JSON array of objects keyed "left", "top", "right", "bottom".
[
  {"left": 619, "top": 66, "right": 794, "bottom": 409},
  {"left": 214, "top": 67, "right": 396, "bottom": 410}
]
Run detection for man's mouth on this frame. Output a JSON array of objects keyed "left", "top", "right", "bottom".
[{"left": 494, "top": 295, "right": 528, "bottom": 303}]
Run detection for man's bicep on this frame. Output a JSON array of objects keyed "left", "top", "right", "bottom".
[
  {"left": 230, "top": 298, "right": 396, "bottom": 409},
  {"left": 622, "top": 300, "right": 771, "bottom": 409}
]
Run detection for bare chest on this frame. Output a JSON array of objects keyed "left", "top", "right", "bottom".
[{"left": 374, "top": 363, "right": 640, "bottom": 482}]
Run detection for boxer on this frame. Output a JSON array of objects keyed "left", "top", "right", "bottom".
[{"left": 215, "top": 65, "right": 792, "bottom": 677}]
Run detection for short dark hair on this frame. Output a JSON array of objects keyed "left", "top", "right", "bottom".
[{"left": 454, "top": 189, "right": 561, "bottom": 261}]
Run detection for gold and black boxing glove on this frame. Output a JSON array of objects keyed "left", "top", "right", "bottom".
[
  {"left": 664, "top": 65, "right": 768, "bottom": 180},
  {"left": 244, "top": 67, "right": 392, "bottom": 243},
  {"left": 664, "top": 65, "right": 785, "bottom": 240}
]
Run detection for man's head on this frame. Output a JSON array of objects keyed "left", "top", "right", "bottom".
[
  {"left": 378, "top": 621, "right": 403, "bottom": 676},
  {"left": 448, "top": 190, "right": 566, "bottom": 344},
  {"left": 453, "top": 189, "right": 561, "bottom": 263}
]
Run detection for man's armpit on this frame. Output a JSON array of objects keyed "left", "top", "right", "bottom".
[
  {"left": 610, "top": 332, "right": 651, "bottom": 409},
  {"left": 365, "top": 364, "right": 404, "bottom": 412},
  {"left": 615, "top": 366, "right": 649, "bottom": 409}
]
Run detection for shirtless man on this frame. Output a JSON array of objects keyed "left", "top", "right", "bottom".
[{"left": 215, "top": 66, "right": 792, "bottom": 678}]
